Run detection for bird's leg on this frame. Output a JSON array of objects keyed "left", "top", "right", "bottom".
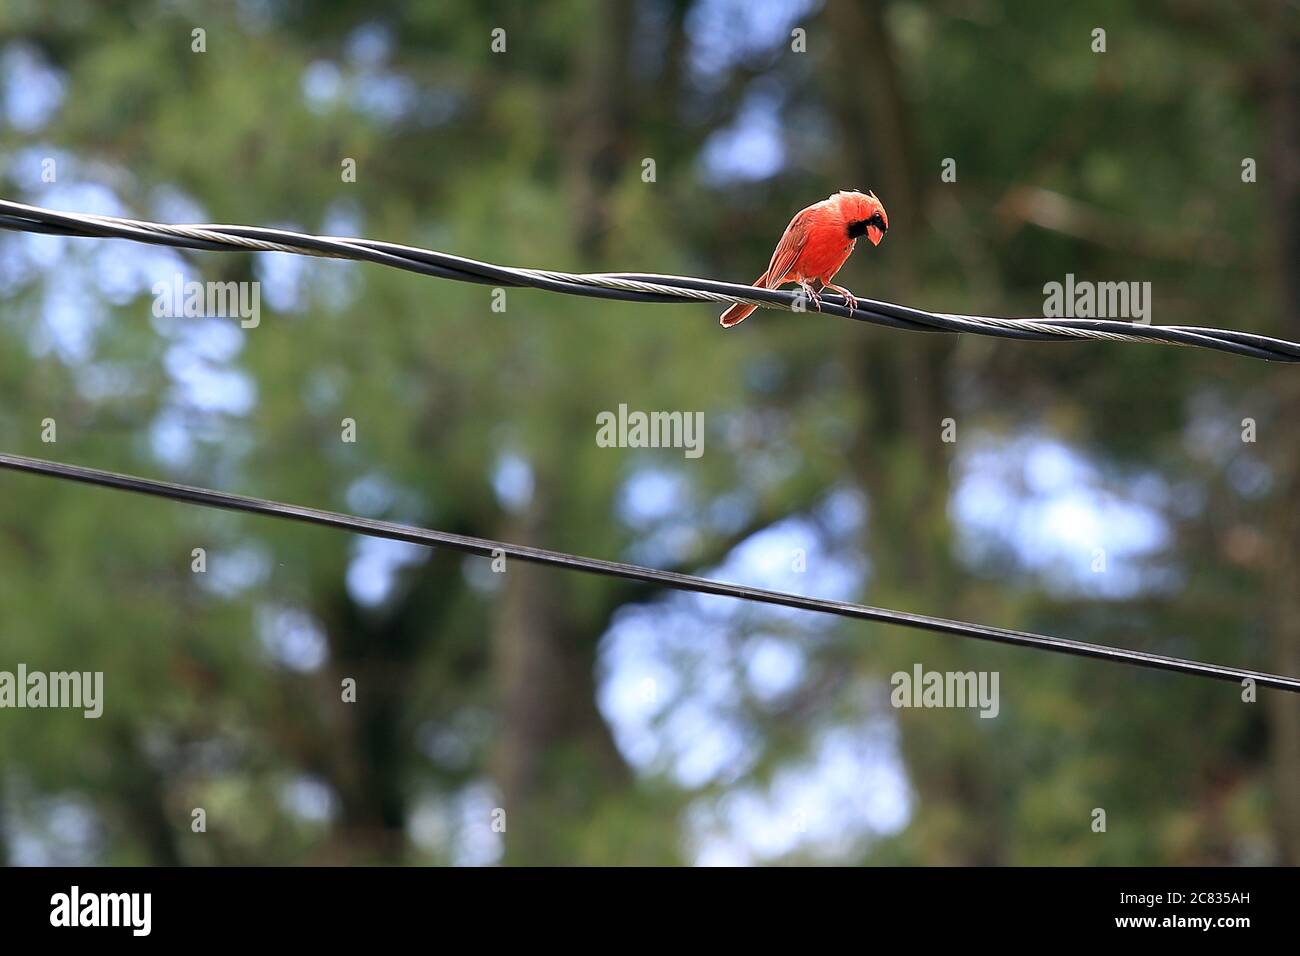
[
  {"left": 794, "top": 279, "right": 822, "bottom": 311},
  {"left": 821, "top": 282, "right": 858, "bottom": 313}
]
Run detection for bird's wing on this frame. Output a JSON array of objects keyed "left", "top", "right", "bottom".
[{"left": 762, "top": 207, "right": 812, "bottom": 286}]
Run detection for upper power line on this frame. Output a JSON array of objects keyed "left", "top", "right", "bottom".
[{"left": 2, "top": 198, "right": 1299, "bottom": 362}]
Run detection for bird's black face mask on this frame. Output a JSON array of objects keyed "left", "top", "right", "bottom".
[{"left": 847, "top": 214, "right": 886, "bottom": 239}]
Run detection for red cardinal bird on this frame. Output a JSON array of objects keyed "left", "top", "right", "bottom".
[{"left": 719, "top": 190, "right": 888, "bottom": 327}]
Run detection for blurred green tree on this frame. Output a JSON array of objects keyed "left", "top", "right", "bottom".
[{"left": 0, "top": 0, "right": 1294, "bottom": 865}]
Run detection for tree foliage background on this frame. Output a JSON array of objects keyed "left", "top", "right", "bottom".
[{"left": 0, "top": 0, "right": 1296, "bottom": 865}]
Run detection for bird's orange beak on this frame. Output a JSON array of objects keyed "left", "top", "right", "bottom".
[{"left": 867, "top": 224, "right": 885, "bottom": 246}]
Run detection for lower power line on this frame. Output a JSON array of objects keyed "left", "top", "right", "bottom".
[{"left": 1, "top": 451, "right": 1296, "bottom": 693}]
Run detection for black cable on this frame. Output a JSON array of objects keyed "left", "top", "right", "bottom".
[
  {"left": 2, "top": 451, "right": 1295, "bottom": 693},
  {"left": 2, "top": 199, "right": 1299, "bottom": 362}
]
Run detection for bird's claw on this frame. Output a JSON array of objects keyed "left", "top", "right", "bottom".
[
  {"left": 823, "top": 283, "right": 858, "bottom": 312},
  {"left": 796, "top": 281, "right": 822, "bottom": 311}
]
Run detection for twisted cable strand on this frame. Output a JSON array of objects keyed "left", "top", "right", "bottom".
[{"left": 1, "top": 198, "right": 1297, "bottom": 362}]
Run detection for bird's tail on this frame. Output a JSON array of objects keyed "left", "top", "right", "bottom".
[{"left": 719, "top": 272, "right": 768, "bottom": 328}]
